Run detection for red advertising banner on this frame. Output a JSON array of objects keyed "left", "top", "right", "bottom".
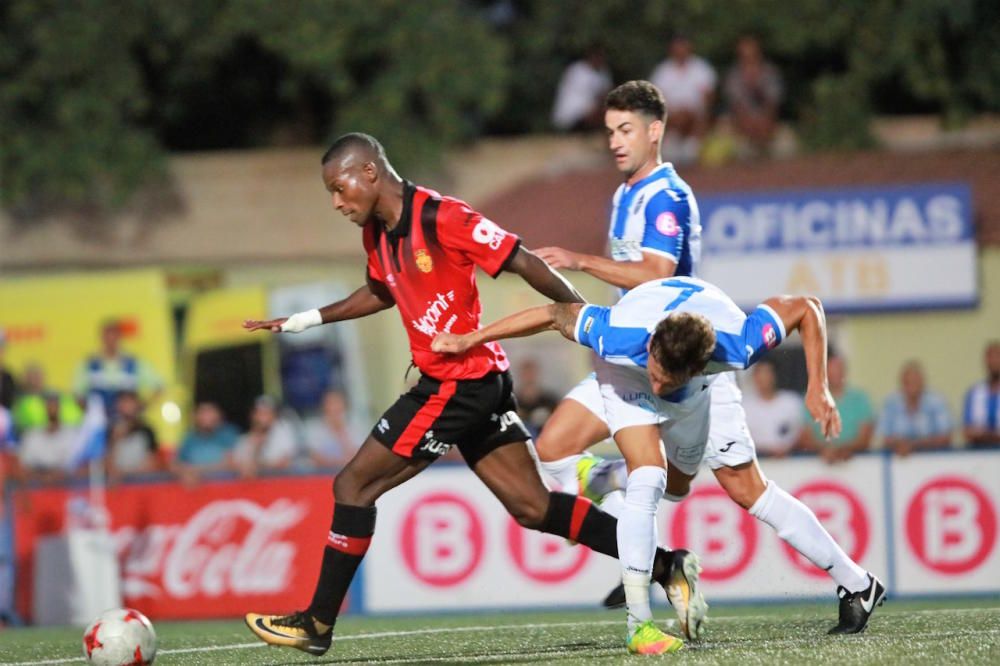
[{"left": 12, "top": 476, "right": 334, "bottom": 621}]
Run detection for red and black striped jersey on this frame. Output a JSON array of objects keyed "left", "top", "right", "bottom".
[{"left": 363, "top": 181, "right": 521, "bottom": 381}]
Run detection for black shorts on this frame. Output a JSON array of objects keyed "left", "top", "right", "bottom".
[{"left": 371, "top": 370, "right": 532, "bottom": 466}]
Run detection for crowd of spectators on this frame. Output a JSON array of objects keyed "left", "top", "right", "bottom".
[
  {"left": 551, "top": 34, "right": 784, "bottom": 161},
  {"left": 0, "top": 321, "right": 363, "bottom": 487},
  {"left": 1, "top": 319, "right": 997, "bottom": 487}
]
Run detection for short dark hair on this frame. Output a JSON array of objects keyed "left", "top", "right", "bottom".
[
  {"left": 321, "top": 132, "right": 386, "bottom": 166},
  {"left": 649, "top": 312, "right": 716, "bottom": 378},
  {"left": 606, "top": 80, "right": 666, "bottom": 122}
]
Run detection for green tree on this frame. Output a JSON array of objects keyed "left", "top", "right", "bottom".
[{"left": 0, "top": 0, "right": 508, "bottom": 218}]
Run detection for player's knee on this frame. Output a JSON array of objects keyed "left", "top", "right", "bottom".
[
  {"left": 333, "top": 472, "right": 365, "bottom": 505},
  {"left": 508, "top": 499, "right": 547, "bottom": 530},
  {"left": 724, "top": 479, "right": 762, "bottom": 510}
]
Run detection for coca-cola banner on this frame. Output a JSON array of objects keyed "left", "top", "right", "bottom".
[{"left": 13, "top": 476, "right": 333, "bottom": 621}]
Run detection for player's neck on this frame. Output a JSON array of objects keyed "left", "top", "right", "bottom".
[
  {"left": 373, "top": 176, "right": 406, "bottom": 230},
  {"left": 625, "top": 154, "right": 662, "bottom": 186}
]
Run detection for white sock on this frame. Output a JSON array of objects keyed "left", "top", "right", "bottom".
[
  {"left": 599, "top": 490, "right": 625, "bottom": 518},
  {"left": 588, "top": 458, "right": 629, "bottom": 497},
  {"left": 618, "top": 466, "right": 666, "bottom": 631},
  {"left": 749, "top": 480, "right": 869, "bottom": 592},
  {"left": 539, "top": 455, "right": 582, "bottom": 493}
]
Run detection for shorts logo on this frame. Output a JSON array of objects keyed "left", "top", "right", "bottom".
[
  {"left": 491, "top": 410, "right": 523, "bottom": 433},
  {"left": 377, "top": 418, "right": 390, "bottom": 433},
  {"left": 623, "top": 391, "right": 657, "bottom": 413},
  {"left": 762, "top": 323, "right": 778, "bottom": 349},
  {"left": 655, "top": 212, "right": 679, "bottom": 237},
  {"left": 472, "top": 218, "right": 507, "bottom": 250},
  {"left": 418, "top": 429, "right": 452, "bottom": 456},
  {"left": 415, "top": 248, "right": 433, "bottom": 273}
]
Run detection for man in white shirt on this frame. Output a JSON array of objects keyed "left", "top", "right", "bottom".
[
  {"left": 552, "top": 47, "right": 613, "bottom": 132},
  {"left": 649, "top": 36, "right": 716, "bottom": 162},
  {"left": 742, "top": 360, "right": 803, "bottom": 456}
]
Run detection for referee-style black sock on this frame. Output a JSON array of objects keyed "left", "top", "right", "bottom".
[
  {"left": 306, "top": 500, "right": 377, "bottom": 627},
  {"left": 540, "top": 492, "right": 672, "bottom": 577}
]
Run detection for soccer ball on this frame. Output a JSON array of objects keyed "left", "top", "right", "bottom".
[{"left": 82, "top": 608, "right": 158, "bottom": 665}]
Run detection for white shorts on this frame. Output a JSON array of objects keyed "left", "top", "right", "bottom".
[{"left": 566, "top": 364, "right": 756, "bottom": 473}]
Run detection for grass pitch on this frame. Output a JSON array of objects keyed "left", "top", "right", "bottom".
[{"left": 1, "top": 598, "right": 998, "bottom": 665}]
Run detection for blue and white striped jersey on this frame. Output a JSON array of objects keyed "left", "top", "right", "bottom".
[
  {"left": 964, "top": 381, "right": 1000, "bottom": 436},
  {"left": 608, "top": 163, "right": 701, "bottom": 277},
  {"left": 572, "top": 277, "right": 784, "bottom": 400}
]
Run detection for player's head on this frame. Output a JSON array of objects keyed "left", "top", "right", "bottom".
[
  {"left": 320, "top": 133, "right": 397, "bottom": 227},
  {"left": 604, "top": 81, "right": 666, "bottom": 178},
  {"left": 646, "top": 312, "right": 716, "bottom": 397}
]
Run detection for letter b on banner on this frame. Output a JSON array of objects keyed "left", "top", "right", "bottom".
[
  {"left": 506, "top": 520, "right": 589, "bottom": 583},
  {"left": 670, "top": 486, "right": 756, "bottom": 580},
  {"left": 401, "top": 493, "right": 484, "bottom": 586},
  {"left": 906, "top": 477, "right": 997, "bottom": 574},
  {"left": 782, "top": 482, "right": 869, "bottom": 577}
]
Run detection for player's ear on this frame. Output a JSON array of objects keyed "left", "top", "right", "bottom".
[
  {"left": 648, "top": 118, "right": 665, "bottom": 143},
  {"left": 362, "top": 161, "right": 378, "bottom": 183}
]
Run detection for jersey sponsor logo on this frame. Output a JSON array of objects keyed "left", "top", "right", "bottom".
[
  {"left": 655, "top": 211, "right": 680, "bottom": 237},
  {"left": 583, "top": 316, "right": 595, "bottom": 335},
  {"left": 415, "top": 248, "right": 434, "bottom": 273},
  {"left": 412, "top": 290, "right": 457, "bottom": 337},
  {"left": 472, "top": 218, "right": 508, "bottom": 250},
  {"left": 610, "top": 238, "right": 644, "bottom": 262},
  {"left": 622, "top": 391, "right": 657, "bottom": 413}
]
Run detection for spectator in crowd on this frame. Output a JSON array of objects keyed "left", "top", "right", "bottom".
[
  {"left": 105, "top": 390, "right": 160, "bottom": 481},
  {"left": 232, "top": 395, "right": 299, "bottom": 476},
  {"left": 303, "top": 389, "right": 365, "bottom": 468},
  {"left": 741, "top": 359, "right": 803, "bottom": 457},
  {"left": 172, "top": 401, "right": 240, "bottom": 485},
  {"left": 17, "top": 392, "right": 80, "bottom": 482},
  {"left": 0, "top": 331, "right": 16, "bottom": 410},
  {"left": 724, "top": 35, "right": 783, "bottom": 155},
  {"left": 880, "top": 360, "right": 953, "bottom": 456},
  {"left": 963, "top": 341, "right": 1000, "bottom": 448},
  {"left": 514, "top": 358, "right": 560, "bottom": 437},
  {"left": 12, "top": 363, "right": 83, "bottom": 433},
  {"left": 649, "top": 35, "right": 717, "bottom": 163},
  {"left": 799, "top": 354, "right": 874, "bottom": 463},
  {"left": 551, "top": 45, "right": 613, "bottom": 132},
  {"left": 74, "top": 319, "right": 164, "bottom": 417}
]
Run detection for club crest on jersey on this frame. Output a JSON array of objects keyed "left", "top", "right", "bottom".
[{"left": 415, "top": 248, "right": 433, "bottom": 273}]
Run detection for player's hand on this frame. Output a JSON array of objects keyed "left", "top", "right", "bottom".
[
  {"left": 243, "top": 317, "right": 288, "bottom": 333},
  {"left": 805, "top": 385, "right": 842, "bottom": 441},
  {"left": 431, "top": 332, "right": 473, "bottom": 354},
  {"left": 535, "top": 246, "right": 581, "bottom": 271}
]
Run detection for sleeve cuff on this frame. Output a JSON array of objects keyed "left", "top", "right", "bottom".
[{"left": 490, "top": 238, "right": 523, "bottom": 278}]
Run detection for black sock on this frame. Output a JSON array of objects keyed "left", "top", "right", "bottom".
[
  {"left": 540, "top": 492, "right": 673, "bottom": 576},
  {"left": 541, "top": 491, "right": 618, "bottom": 557},
  {"left": 306, "top": 500, "right": 377, "bottom": 627}
]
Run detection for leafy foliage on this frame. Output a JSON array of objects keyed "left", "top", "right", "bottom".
[{"left": 1, "top": 0, "right": 997, "bottom": 216}]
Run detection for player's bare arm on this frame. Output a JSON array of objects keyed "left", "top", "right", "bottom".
[
  {"left": 243, "top": 278, "right": 394, "bottom": 333},
  {"left": 504, "top": 246, "right": 585, "bottom": 303},
  {"left": 432, "top": 302, "right": 584, "bottom": 354},
  {"left": 762, "top": 294, "right": 842, "bottom": 440},
  {"left": 535, "top": 246, "right": 677, "bottom": 290}
]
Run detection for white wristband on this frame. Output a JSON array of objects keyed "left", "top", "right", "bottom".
[{"left": 280, "top": 309, "right": 323, "bottom": 333}]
